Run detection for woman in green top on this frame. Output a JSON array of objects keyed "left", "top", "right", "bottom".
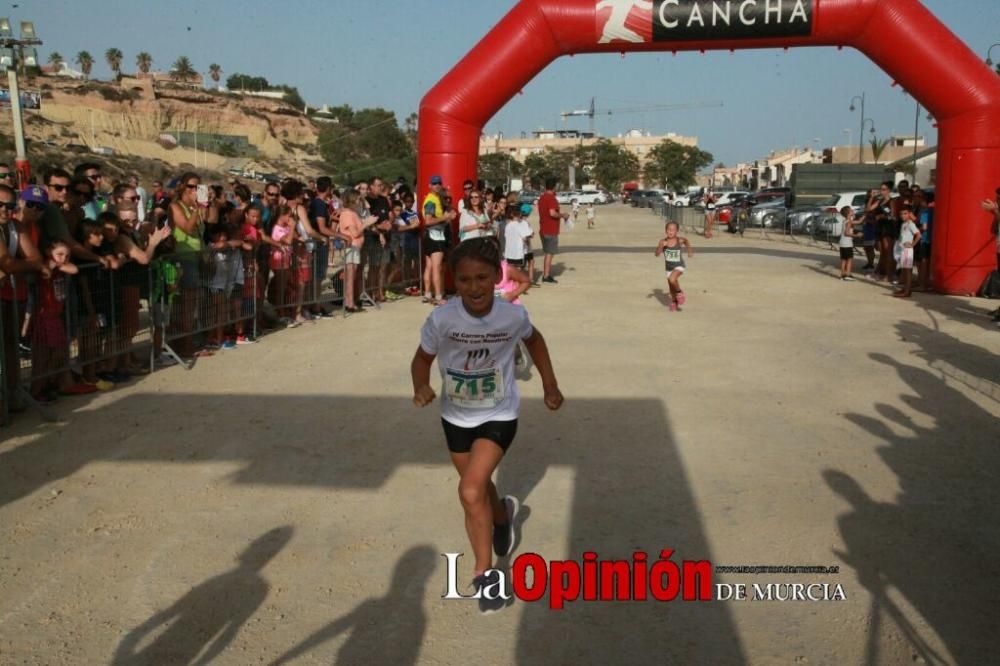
[{"left": 169, "top": 172, "right": 218, "bottom": 358}]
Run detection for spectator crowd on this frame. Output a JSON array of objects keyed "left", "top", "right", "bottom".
[{"left": 0, "top": 162, "right": 553, "bottom": 422}]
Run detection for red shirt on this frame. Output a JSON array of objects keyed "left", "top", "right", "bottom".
[{"left": 538, "top": 191, "right": 560, "bottom": 236}]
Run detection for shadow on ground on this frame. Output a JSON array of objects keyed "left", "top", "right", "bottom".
[
  {"left": 826, "top": 350, "right": 999, "bottom": 664},
  {"left": 1, "top": 395, "right": 745, "bottom": 663}
]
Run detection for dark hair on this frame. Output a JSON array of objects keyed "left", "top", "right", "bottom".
[
  {"left": 207, "top": 224, "right": 228, "bottom": 242},
  {"left": 0, "top": 183, "right": 14, "bottom": 198},
  {"left": 839, "top": 205, "right": 853, "bottom": 217},
  {"left": 112, "top": 182, "right": 131, "bottom": 198},
  {"left": 73, "top": 162, "right": 101, "bottom": 177},
  {"left": 234, "top": 184, "right": 252, "bottom": 203},
  {"left": 69, "top": 176, "right": 93, "bottom": 195},
  {"left": 211, "top": 185, "right": 225, "bottom": 199},
  {"left": 44, "top": 167, "right": 71, "bottom": 184},
  {"left": 77, "top": 218, "right": 102, "bottom": 243},
  {"left": 898, "top": 205, "right": 914, "bottom": 215},
  {"left": 97, "top": 211, "right": 118, "bottom": 227},
  {"left": 448, "top": 236, "right": 502, "bottom": 274},
  {"left": 281, "top": 179, "right": 304, "bottom": 201},
  {"left": 545, "top": 177, "right": 558, "bottom": 191},
  {"left": 316, "top": 176, "right": 332, "bottom": 193},
  {"left": 881, "top": 180, "right": 894, "bottom": 190},
  {"left": 153, "top": 234, "right": 176, "bottom": 258},
  {"left": 177, "top": 172, "right": 199, "bottom": 194}
]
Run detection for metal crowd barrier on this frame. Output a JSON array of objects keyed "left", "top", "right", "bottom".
[
  {"left": 356, "top": 231, "right": 423, "bottom": 308},
  {"left": 1, "top": 262, "right": 156, "bottom": 420}
]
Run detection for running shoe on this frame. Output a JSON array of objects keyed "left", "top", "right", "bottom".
[
  {"left": 472, "top": 570, "right": 506, "bottom": 614},
  {"left": 676, "top": 292, "right": 686, "bottom": 306},
  {"left": 155, "top": 355, "right": 179, "bottom": 368},
  {"left": 220, "top": 339, "right": 237, "bottom": 350},
  {"left": 493, "top": 495, "right": 520, "bottom": 557},
  {"left": 236, "top": 335, "right": 257, "bottom": 345},
  {"left": 542, "top": 276, "right": 558, "bottom": 284},
  {"left": 842, "top": 276, "right": 856, "bottom": 282}
]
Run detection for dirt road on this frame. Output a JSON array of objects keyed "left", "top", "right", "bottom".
[{"left": 1, "top": 204, "right": 997, "bottom": 664}]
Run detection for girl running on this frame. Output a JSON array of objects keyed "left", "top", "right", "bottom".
[
  {"left": 411, "top": 237, "right": 563, "bottom": 614},
  {"left": 654, "top": 221, "right": 693, "bottom": 311}
]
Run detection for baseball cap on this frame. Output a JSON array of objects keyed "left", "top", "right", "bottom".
[
  {"left": 20, "top": 185, "right": 48, "bottom": 205},
  {"left": 520, "top": 203, "right": 533, "bottom": 215},
  {"left": 429, "top": 175, "right": 443, "bottom": 185}
]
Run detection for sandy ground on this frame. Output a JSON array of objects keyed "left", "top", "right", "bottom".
[{"left": 1, "top": 203, "right": 998, "bottom": 665}]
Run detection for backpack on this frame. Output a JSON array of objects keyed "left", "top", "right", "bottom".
[{"left": 978, "top": 270, "right": 1000, "bottom": 299}]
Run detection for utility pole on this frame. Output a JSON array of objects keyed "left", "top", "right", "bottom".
[{"left": 0, "top": 17, "right": 42, "bottom": 188}]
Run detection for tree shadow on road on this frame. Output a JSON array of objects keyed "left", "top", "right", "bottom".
[
  {"left": 826, "top": 352, "right": 999, "bottom": 665},
  {"left": 112, "top": 526, "right": 293, "bottom": 666}
]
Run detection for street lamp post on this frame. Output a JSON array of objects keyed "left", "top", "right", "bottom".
[
  {"left": 0, "top": 17, "right": 41, "bottom": 188},
  {"left": 986, "top": 43, "right": 1000, "bottom": 70},
  {"left": 860, "top": 118, "right": 876, "bottom": 163},
  {"left": 849, "top": 93, "right": 866, "bottom": 164}
]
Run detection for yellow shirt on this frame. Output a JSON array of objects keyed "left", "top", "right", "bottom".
[{"left": 422, "top": 192, "right": 443, "bottom": 220}]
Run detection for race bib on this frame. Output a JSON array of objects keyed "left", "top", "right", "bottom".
[
  {"left": 665, "top": 247, "right": 682, "bottom": 262},
  {"left": 445, "top": 366, "right": 504, "bottom": 409}
]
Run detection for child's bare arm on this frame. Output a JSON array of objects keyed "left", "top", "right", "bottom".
[
  {"left": 522, "top": 326, "right": 563, "bottom": 410},
  {"left": 411, "top": 347, "right": 437, "bottom": 407},
  {"left": 654, "top": 238, "right": 666, "bottom": 256}
]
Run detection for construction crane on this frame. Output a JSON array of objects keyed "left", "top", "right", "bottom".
[{"left": 560, "top": 97, "right": 724, "bottom": 134}]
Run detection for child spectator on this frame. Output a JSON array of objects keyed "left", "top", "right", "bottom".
[
  {"left": 30, "top": 240, "right": 95, "bottom": 403},
  {"left": 893, "top": 206, "right": 921, "bottom": 298},
  {"left": 239, "top": 206, "right": 263, "bottom": 342},
  {"left": 654, "top": 221, "right": 694, "bottom": 311},
  {"left": 504, "top": 204, "right": 534, "bottom": 271},
  {"left": 206, "top": 225, "right": 243, "bottom": 348},
  {"left": 586, "top": 201, "right": 596, "bottom": 229},
  {"left": 268, "top": 206, "right": 297, "bottom": 325},
  {"left": 838, "top": 205, "right": 859, "bottom": 281},
  {"left": 151, "top": 235, "right": 180, "bottom": 367},
  {"left": 397, "top": 194, "right": 422, "bottom": 295},
  {"left": 338, "top": 191, "right": 367, "bottom": 313}
]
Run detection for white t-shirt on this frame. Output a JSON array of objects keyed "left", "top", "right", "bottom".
[
  {"left": 839, "top": 219, "right": 855, "bottom": 248},
  {"left": 504, "top": 219, "right": 532, "bottom": 261},
  {"left": 899, "top": 220, "right": 919, "bottom": 246},
  {"left": 420, "top": 298, "right": 534, "bottom": 427},
  {"left": 586, "top": 206, "right": 595, "bottom": 220},
  {"left": 459, "top": 210, "right": 491, "bottom": 241}
]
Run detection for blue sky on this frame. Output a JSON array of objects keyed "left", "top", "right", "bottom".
[{"left": 12, "top": 0, "right": 1000, "bottom": 166}]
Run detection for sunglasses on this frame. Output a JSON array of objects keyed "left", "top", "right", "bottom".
[
  {"left": 0, "top": 172, "right": 11, "bottom": 179},
  {"left": 85, "top": 173, "right": 101, "bottom": 181},
  {"left": 264, "top": 191, "right": 278, "bottom": 197},
  {"left": 49, "top": 183, "right": 68, "bottom": 192},
  {"left": 24, "top": 201, "right": 46, "bottom": 210},
  {"left": 73, "top": 190, "right": 94, "bottom": 199},
  {"left": 122, "top": 195, "right": 139, "bottom": 201},
  {"left": 185, "top": 183, "right": 199, "bottom": 189},
  {"left": 1, "top": 201, "right": 16, "bottom": 211},
  {"left": 119, "top": 217, "right": 138, "bottom": 223}
]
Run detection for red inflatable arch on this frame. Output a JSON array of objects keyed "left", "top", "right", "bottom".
[{"left": 418, "top": 0, "right": 1000, "bottom": 294}]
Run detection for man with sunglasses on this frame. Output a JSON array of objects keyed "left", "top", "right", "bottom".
[
  {"left": 0, "top": 165, "right": 13, "bottom": 188},
  {"left": 259, "top": 185, "right": 280, "bottom": 234},
  {"left": 1, "top": 183, "right": 43, "bottom": 413}
]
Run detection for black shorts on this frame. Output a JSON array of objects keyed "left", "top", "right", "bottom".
[
  {"left": 442, "top": 418, "right": 518, "bottom": 454},
  {"left": 524, "top": 252, "right": 534, "bottom": 262},
  {"left": 839, "top": 246, "right": 854, "bottom": 260},
  {"left": 424, "top": 239, "right": 449, "bottom": 256},
  {"left": 914, "top": 243, "right": 931, "bottom": 261}
]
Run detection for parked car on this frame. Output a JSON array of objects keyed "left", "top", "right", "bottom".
[
  {"left": 630, "top": 189, "right": 667, "bottom": 208},
  {"left": 574, "top": 190, "right": 610, "bottom": 205},
  {"left": 516, "top": 190, "right": 540, "bottom": 206},
  {"left": 712, "top": 191, "right": 751, "bottom": 207}
]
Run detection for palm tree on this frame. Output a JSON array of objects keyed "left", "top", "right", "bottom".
[
  {"left": 136, "top": 51, "right": 153, "bottom": 76},
  {"left": 75, "top": 51, "right": 94, "bottom": 80},
  {"left": 208, "top": 63, "right": 222, "bottom": 89},
  {"left": 47, "top": 52, "right": 64, "bottom": 70},
  {"left": 105, "top": 47, "right": 123, "bottom": 79},
  {"left": 869, "top": 136, "right": 890, "bottom": 163},
  {"left": 171, "top": 56, "right": 196, "bottom": 82}
]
